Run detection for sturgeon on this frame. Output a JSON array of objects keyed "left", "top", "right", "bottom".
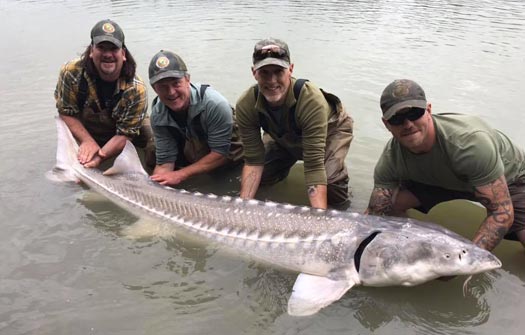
[{"left": 49, "top": 116, "right": 502, "bottom": 316}]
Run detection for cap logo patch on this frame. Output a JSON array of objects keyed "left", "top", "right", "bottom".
[
  {"left": 156, "top": 56, "right": 170, "bottom": 69},
  {"left": 102, "top": 23, "right": 115, "bottom": 34},
  {"left": 392, "top": 82, "right": 410, "bottom": 98}
]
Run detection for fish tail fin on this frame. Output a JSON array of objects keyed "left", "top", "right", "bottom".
[{"left": 46, "top": 116, "right": 80, "bottom": 183}]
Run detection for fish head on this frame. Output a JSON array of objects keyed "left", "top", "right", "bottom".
[{"left": 354, "top": 230, "right": 502, "bottom": 286}]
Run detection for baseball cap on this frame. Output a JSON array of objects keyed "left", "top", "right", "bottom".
[
  {"left": 148, "top": 50, "right": 189, "bottom": 86},
  {"left": 90, "top": 19, "right": 125, "bottom": 48},
  {"left": 380, "top": 79, "right": 427, "bottom": 120},
  {"left": 252, "top": 38, "right": 291, "bottom": 71}
]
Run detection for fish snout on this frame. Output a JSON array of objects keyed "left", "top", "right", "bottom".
[{"left": 467, "top": 247, "right": 502, "bottom": 272}]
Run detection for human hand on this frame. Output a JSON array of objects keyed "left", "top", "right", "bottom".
[
  {"left": 78, "top": 140, "right": 100, "bottom": 165},
  {"left": 150, "top": 170, "right": 188, "bottom": 186},
  {"left": 83, "top": 155, "right": 103, "bottom": 169}
]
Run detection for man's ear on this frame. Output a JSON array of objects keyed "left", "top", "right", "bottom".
[
  {"left": 288, "top": 63, "right": 294, "bottom": 74},
  {"left": 427, "top": 103, "right": 432, "bottom": 115}
]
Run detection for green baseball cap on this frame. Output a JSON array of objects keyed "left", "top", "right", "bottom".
[
  {"left": 380, "top": 79, "right": 427, "bottom": 120},
  {"left": 252, "top": 38, "right": 291, "bottom": 70},
  {"left": 148, "top": 50, "right": 189, "bottom": 86},
  {"left": 90, "top": 19, "right": 125, "bottom": 48}
]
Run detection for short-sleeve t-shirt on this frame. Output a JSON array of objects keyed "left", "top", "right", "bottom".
[{"left": 374, "top": 113, "right": 525, "bottom": 192}]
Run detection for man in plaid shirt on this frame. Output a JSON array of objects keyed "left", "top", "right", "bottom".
[{"left": 54, "top": 19, "right": 154, "bottom": 169}]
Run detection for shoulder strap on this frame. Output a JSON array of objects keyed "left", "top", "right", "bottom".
[
  {"left": 76, "top": 68, "right": 88, "bottom": 111},
  {"left": 289, "top": 78, "right": 308, "bottom": 134},
  {"left": 293, "top": 78, "right": 308, "bottom": 100},
  {"left": 199, "top": 84, "right": 210, "bottom": 98}
]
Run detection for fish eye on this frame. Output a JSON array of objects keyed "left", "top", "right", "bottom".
[
  {"left": 444, "top": 254, "right": 451, "bottom": 259},
  {"left": 462, "top": 249, "right": 467, "bottom": 254}
]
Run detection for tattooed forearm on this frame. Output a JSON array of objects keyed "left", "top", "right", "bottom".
[
  {"left": 366, "top": 187, "right": 395, "bottom": 215},
  {"left": 307, "top": 185, "right": 318, "bottom": 197},
  {"left": 473, "top": 175, "right": 514, "bottom": 251}
]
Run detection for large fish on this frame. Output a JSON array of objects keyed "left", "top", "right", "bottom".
[{"left": 49, "top": 116, "right": 502, "bottom": 316}]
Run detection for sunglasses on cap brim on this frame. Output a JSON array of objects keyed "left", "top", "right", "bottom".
[
  {"left": 387, "top": 107, "right": 426, "bottom": 126},
  {"left": 253, "top": 47, "right": 288, "bottom": 62}
]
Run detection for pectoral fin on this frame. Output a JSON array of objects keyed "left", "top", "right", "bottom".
[{"left": 287, "top": 273, "right": 355, "bottom": 316}]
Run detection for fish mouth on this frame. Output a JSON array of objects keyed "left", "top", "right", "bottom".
[{"left": 354, "top": 231, "right": 381, "bottom": 273}]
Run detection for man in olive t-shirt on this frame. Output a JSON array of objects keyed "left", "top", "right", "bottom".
[{"left": 366, "top": 79, "right": 525, "bottom": 251}]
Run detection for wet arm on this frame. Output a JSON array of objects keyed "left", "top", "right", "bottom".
[
  {"left": 472, "top": 175, "right": 514, "bottom": 251},
  {"left": 98, "top": 135, "right": 129, "bottom": 160},
  {"left": 240, "top": 165, "right": 264, "bottom": 199}
]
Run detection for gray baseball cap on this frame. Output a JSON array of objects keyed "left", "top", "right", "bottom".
[
  {"left": 252, "top": 38, "right": 291, "bottom": 71},
  {"left": 380, "top": 79, "right": 427, "bottom": 120},
  {"left": 90, "top": 19, "right": 125, "bottom": 48},
  {"left": 148, "top": 50, "right": 188, "bottom": 86}
]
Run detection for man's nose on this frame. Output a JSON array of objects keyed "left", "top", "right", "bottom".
[
  {"left": 267, "top": 73, "right": 278, "bottom": 82},
  {"left": 168, "top": 85, "right": 177, "bottom": 95}
]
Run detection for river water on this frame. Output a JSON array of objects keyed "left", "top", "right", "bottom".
[{"left": 1, "top": 0, "right": 524, "bottom": 334}]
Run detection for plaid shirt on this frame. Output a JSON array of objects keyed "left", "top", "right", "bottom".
[{"left": 54, "top": 58, "right": 148, "bottom": 137}]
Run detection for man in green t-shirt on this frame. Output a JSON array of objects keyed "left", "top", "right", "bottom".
[
  {"left": 366, "top": 79, "right": 525, "bottom": 251},
  {"left": 236, "top": 38, "right": 354, "bottom": 210}
]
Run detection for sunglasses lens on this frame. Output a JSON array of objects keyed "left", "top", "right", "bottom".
[
  {"left": 387, "top": 108, "right": 425, "bottom": 125},
  {"left": 253, "top": 48, "right": 286, "bottom": 61}
]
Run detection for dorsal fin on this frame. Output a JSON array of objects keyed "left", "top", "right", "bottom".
[{"left": 103, "top": 141, "right": 148, "bottom": 176}]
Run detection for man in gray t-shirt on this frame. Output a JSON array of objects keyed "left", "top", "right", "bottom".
[
  {"left": 366, "top": 79, "right": 525, "bottom": 251},
  {"left": 148, "top": 50, "right": 243, "bottom": 186}
]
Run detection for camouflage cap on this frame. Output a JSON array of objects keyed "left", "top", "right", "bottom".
[
  {"left": 148, "top": 50, "right": 188, "bottom": 86},
  {"left": 380, "top": 79, "right": 427, "bottom": 120},
  {"left": 252, "top": 38, "right": 291, "bottom": 71},
  {"left": 90, "top": 19, "right": 125, "bottom": 48}
]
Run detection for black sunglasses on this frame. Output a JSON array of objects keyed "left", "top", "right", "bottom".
[
  {"left": 253, "top": 48, "right": 288, "bottom": 62},
  {"left": 387, "top": 107, "right": 426, "bottom": 126}
]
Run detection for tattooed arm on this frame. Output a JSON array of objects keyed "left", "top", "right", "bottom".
[
  {"left": 365, "top": 187, "right": 396, "bottom": 215},
  {"left": 472, "top": 175, "right": 514, "bottom": 251},
  {"left": 307, "top": 185, "right": 328, "bottom": 209}
]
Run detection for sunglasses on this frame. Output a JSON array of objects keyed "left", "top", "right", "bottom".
[
  {"left": 253, "top": 47, "right": 288, "bottom": 62},
  {"left": 387, "top": 107, "right": 426, "bottom": 126}
]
